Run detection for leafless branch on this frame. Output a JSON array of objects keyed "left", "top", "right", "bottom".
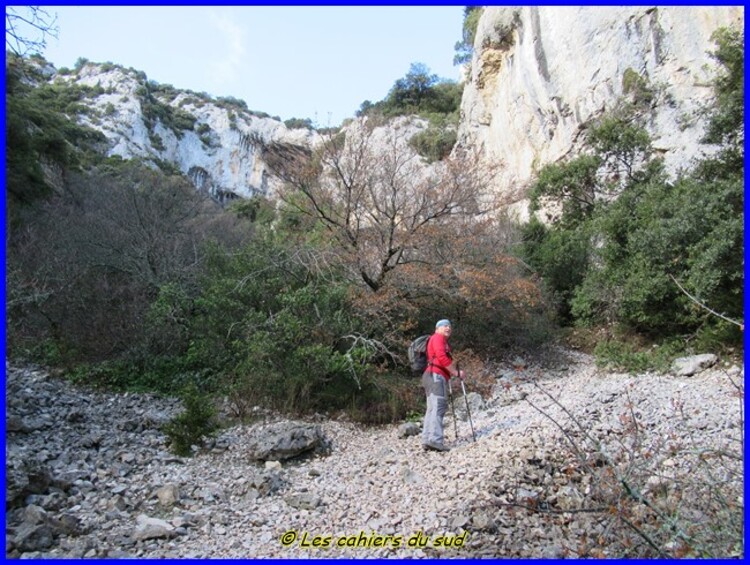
[
  {"left": 669, "top": 274, "right": 743, "bottom": 329},
  {"left": 519, "top": 375, "right": 742, "bottom": 557},
  {"left": 6, "top": 6, "right": 58, "bottom": 56},
  {"left": 257, "top": 118, "right": 493, "bottom": 292}
]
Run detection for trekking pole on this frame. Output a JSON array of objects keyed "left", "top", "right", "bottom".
[
  {"left": 447, "top": 379, "right": 458, "bottom": 442},
  {"left": 458, "top": 363, "right": 477, "bottom": 442}
]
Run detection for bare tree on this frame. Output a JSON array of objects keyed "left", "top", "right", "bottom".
[
  {"left": 5, "top": 6, "right": 58, "bottom": 56},
  {"left": 260, "top": 117, "right": 496, "bottom": 291},
  {"left": 6, "top": 160, "right": 252, "bottom": 361}
]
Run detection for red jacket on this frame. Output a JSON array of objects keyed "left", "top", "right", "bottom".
[{"left": 426, "top": 332, "right": 452, "bottom": 380}]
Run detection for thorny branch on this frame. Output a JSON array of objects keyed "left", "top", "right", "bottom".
[{"left": 516, "top": 372, "right": 742, "bottom": 557}]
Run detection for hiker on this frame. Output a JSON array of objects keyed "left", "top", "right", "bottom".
[{"left": 422, "top": 319, "right": 465, "bottom": 452}]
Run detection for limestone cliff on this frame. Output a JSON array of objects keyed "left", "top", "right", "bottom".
[
  {"left": 457, "top": 6, "right": 743, "bottom": 220},
  {"left": 55, "top": 62, "right": 318, "bottom": 202},
  {"left": 49, "top": 62, "right": 430, "bottom": 205},
  {"left": 38, "top": 7, "right": 743, "bottom": 214}
]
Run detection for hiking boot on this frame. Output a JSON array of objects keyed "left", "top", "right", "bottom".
[{"left": 423, "top": 442, "right": 450, "bottom": 452}]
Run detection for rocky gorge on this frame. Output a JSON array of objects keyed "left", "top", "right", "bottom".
[
  {"left": 27, "top": 6, "right": 743, "bottom": 218},
  {"left": 5, "top": 6, "right": 744, "bottom": 559},
  {"left": 5, "top": 347, "right": 743, "bottom": 558}
]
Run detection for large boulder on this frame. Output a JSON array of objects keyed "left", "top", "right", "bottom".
[
  {"left": 454, "top": 391, "right": 484, "bottom": 422},
  {"left": 670, "top": 354, "right": 718, "bottom": 376},
  {"left": 246, "top": 421, "right": 326, "bottom": 461},
  {"left": 397, "top": 422, "right": 421, "bottom": 438}
]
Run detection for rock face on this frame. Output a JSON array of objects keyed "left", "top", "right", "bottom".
[
  {"left": 457, "top": 6, "right": 743, "bottom": 220},
  {"left": 55, "top": 63, "right": 318, "bottom": 202},
  {"left": 37, "top": 7, "right": 741, "bottom": 216},
  {"left": 45, "top": 63, "right": 436, "bottom": 207}
]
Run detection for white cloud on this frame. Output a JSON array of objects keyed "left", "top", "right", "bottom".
[{"left": 207, "top": 8, "right": 247, "bottom": 89}]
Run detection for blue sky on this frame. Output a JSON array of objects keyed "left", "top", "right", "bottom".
[{"left": 36, "top": 5, "right": 465, "bottom": 127}]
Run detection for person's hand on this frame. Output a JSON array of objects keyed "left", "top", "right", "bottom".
[{"left": 456, "top": 369, "right": 465, "bottom": 380}]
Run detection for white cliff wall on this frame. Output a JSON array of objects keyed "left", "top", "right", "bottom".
[
  {"left": 458, "top": 6, "right": 744, "bottom": 220},
  {"left": 61, "top": 63, "right": 317, "bottom": 201},
  {"left": 52, "top": 62, "right": 429, "bottom": 204}
]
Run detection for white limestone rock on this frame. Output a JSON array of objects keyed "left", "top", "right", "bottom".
[
  {"left": 670, "top": 353, "right": 718, "bottom": 376},
  {"left": 457, "top": 6, "right": 744, "bottom": 220},
  {"left": 54, "top": 62, "right": 318, "bottom": 201}
]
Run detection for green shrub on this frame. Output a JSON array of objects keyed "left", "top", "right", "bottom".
[
  {"left": 136, "top": 80, "right": 197, "bottom": 139},
  {"left": 622, "top": 67, "right": 655, "bottom": 107},
  {"left": 692, "top": 320, "right": 743, "bottom": 355},
  {"left": 229, "top": 196, "right": 276, "bottom": 224},
  {"left": 701, "top": 27, "right": 743, "bottom": 151},
  {"left": 146, "top": 283, "right": 193, "bottom": 356},
  {"left": 519, "top": 217, "right": 591, "bottom": 322},
  {"left": 216, "top": 96, "right": 248, "bottom": 111},
  {"left": 19, "top": 339, "right": 71, "bottom": 367},
  {"left": 5, "top": 55, "right": 107, "bottom": 221},
  {"left": 171, "top": 108, "right": 197, "bottom": 131},
  {"left": 284, "top": 117, "right": 313, "bottom": 130},
  {"left": 162, "top": 384, "right": 219, "bottom": 456},
  {"left": 357, "top": 63, "right": 462, "bottom": 121},
  {"left": 151, "top": 158, "right": 182, "bottom": 175},
  {"left": 73, "top": 57, "right": 89, "bottom": 71},
  {"left": 454, "top": 7, "right": 483, "bottom": 66},
  {"left": 149, "top": 132, "right": 165, "bottom": 151},
  {"left": 345, "top": 374, "right": 423, "bottom": 425},
  {"left": 529, "top": 154, "right": 602, "bottom": 226},
  {"left": 409, "top": 124, "right": 457, "bottom": 162},
  {"left": 593, "top": 338, "right": 685, "bottom": 373},
  {"left": 67, "top": 360, "right": 143, "bottom": 391}
]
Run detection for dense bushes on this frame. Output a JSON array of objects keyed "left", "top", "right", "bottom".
[
  {"left": 162, "top": 384, "right": 219, "bottom": 456},
  {"left": 408, "top": 115, "right": 457, "bottom": 163},
  {"left": 136, "top": 81, "right": 198, "bottom": 139},
  {"left": 7, "top": 128, "right": 547, "bottom": 426},
  {"left": 372, "top": 67, "right": 460, "bottom": 118},
  {"left": 6, "top": 159, "right": 250, "bottom": 365},
  {"left": 181, "top": 241, "right": 376, "bottom": 414},
  {"left": 284, "top": 117, "right": 314, "bottom": 130},
  {"left": 519, "top": 27, "right": 744, "bottom": 358},
  {"left": 358, "top": 62, "right": 462, "bottom": 119}
]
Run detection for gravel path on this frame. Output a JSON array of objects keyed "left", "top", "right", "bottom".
[{"left": 5, "top": 347, "right": 744, "bottom": 558}]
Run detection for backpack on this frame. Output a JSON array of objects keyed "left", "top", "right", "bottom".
[{"left": 407, "top": 335, "right": 432, "bottom": 374}]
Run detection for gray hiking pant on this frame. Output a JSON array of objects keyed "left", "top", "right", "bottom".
[{"left": 422, "top": 371, "right": 448, "bottom": 446}]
